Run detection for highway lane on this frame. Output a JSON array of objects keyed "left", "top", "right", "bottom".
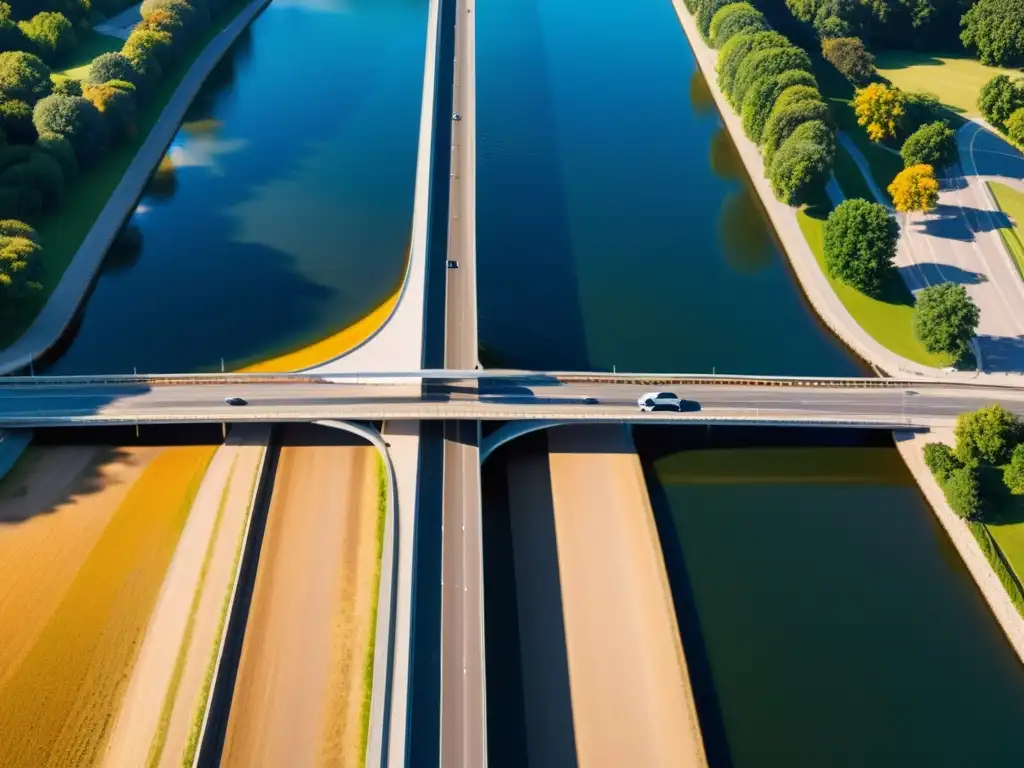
[{"left": 440, "top": 0, "right": 485, "bottom": 765}]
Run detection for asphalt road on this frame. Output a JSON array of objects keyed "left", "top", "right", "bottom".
[
  {"left": 440, "top": 1, "right": 486, "bottom": 765},
  {"left": 1, "top": 381, "right": 1024, "bottom": 426}
]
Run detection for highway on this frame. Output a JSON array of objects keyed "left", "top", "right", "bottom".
[
  {"left": 2, "top": 380, "right": 1024, "bottom": 427},
  {"left": 439, "top": 0, "right": 486, "bottom": 765}
]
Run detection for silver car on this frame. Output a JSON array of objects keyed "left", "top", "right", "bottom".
[{"left": 638, "top": 391, "right": 683, "bottom": 412}]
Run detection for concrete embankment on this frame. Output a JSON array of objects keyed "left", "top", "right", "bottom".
[
  {"left": 669, "top": 0, "right": 936, "bottom": 378},
  {"left": 0, "top": 0, "right": 273, "bottom": 377},
  {"left": 895, "top": 431, "right": 1024, "bottom": 666},
  {"left": 506, "top": 425, "right": 707, "bottom": 767}
]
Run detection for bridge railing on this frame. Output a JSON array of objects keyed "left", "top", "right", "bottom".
[{"left": 0, "top": 369, "right": 1018, "bottom": 390}]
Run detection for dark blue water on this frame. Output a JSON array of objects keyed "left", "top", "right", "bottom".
[
  {"left": 44, "top": 0, "right": 427, "bottom": 374},
  {"left": 476, "top": 0, "right": 860, "bottom": 375}
]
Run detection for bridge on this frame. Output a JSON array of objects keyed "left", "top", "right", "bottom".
[{"left": 0, "top": 372, "right": 1017, "bottom": 429}]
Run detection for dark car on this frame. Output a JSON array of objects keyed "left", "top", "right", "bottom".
[{"left": 224, "top": 397, "right": 248, "bottom": 406}]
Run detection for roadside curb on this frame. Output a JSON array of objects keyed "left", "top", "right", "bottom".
[{"left": 0, "top": 0, "right": 273, "bottom": 377}]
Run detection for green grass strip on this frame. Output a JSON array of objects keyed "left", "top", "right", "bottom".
[
  {"left": 968, "top": 521, "right": 1024, "bottom": 618},
  {"left": 147, "top": 456, "right": 238, "bottom": 768},
  {"left": 180, "top": 447, "right": 263, "bottom": 767},
  {"left": 357, "top": 455, "right": 388, "bottom": 768},
  {"left": 986, "top": 181, "right": 1024, "bottom": 279}
]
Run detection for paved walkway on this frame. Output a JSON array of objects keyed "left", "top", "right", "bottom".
[
  {"left": 0, "top": 0, "right": 272, "bottom": 377},
  {"left": 94, "top": 3, "right": 142, "bottom": 39}
]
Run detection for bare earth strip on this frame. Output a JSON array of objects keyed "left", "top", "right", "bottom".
[
  {"left": 546, "top": 425, "right": 707, "bottom": 768},
  {"left": 0, "top": 444, "right": 215, "bottom": 768},
  {"left": 100, "top": 427, "right": 267, "bottom": 768},
  {"left": 221, "top": 425, "right": 378, "bottom": 768}
]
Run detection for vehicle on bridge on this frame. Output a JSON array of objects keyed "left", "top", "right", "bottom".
[
  {"left": 224, "top": 397, "right": 248, "bottom": 406},
  {"left": 638, "top": 391, "right": 692, "bottom": 412}
]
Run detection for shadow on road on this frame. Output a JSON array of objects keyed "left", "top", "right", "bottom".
[
  {"left": 913, "top": 204, "right": 1011, "bottom": 240},
  {"left": 977, "top": 335, "right": 1024, "bottom": 374},
  {"left": 899, "top": 262, "right": 986, "bottom": 286}
]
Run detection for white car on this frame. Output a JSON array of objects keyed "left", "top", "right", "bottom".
[{"left": 638, "top": 391, "right": 684, "bottom": 412}]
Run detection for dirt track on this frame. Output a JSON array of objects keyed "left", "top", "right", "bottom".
[
  {"left": 507, "top": 425, "right": 707, "bottom": 767},
  {"left": 221, "top": 425, "right": 379, "bottom": 767}
]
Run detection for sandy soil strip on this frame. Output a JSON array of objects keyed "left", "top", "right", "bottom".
[
  {"left": 546, "top": 425, "right": 707, "bottom": 768},
  {"left": 0, "top": 445, "right": 162, "bottom": 691},
  {"left": 101, "top": 427, "right": 267, "bottom": 768},
  {"left": 221, "top": 425, "right": 378, "bottom": 767}
]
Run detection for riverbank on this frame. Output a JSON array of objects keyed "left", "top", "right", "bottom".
[
  {"left": 0, "top": 0, "right": 273, "bottom": 377},
  {"left": 895, "top": 430, "right": 1024, "bottom": 666},
  {"left": 669, "top": 0, "right": 951, "bottom": 379}
]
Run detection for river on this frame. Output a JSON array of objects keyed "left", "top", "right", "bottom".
[
  {"left": 43, "top": 0, "right": 426, "bottom": 374},
  {"left": 477, "top": 0, "right": 1024, "bottom": 764}
]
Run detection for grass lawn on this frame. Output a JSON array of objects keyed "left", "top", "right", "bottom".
[
  {"left": 833, "top": 141, "right": 875, "bottom": 201},
  {"left": 796, "top": 198, "right": 954, "bottom": 367},
  {"left": 0, "top": 0, "right": 253, "bottom": 351},
  {"left": 52, "top": 31, "right": 123, "bottom": 82},
  {"left": 987, "top": 181, "right": 1024, "bottom": 277},
  {"left": 0, "top": 444, "right": 215, "bottom": 768},
  {"left": 974, "top": 464, "right": 1024, "bottom": 610},
  {"left": 876, "top": 51, "right": 1020, "bottom": 117}
]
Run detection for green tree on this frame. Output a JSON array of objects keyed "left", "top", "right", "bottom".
[
  {"left": 740, "top": 69, "right": 817, "bottom": 144},
  {"left": 946, "top": 466, "right": 981, "bottom": 519},
  {"left": 732, "top": 45, "right": 813, "bottom": 111},
  {"left": 1007, "top": 108, "right": 1024, "bottom": 147},
  {"left": 83, "top": 80, "right": 136, "bottom": 141},
  {"left": 122, "top": 27, "right": 173, "bottom": 67},
  {"left": 35, "top": 129, "right": 75, "bottom": 178},
  {"left": 0, "top": 148, "right": 63, "bottom": 210},
  {"left": 709, "top": 2, "right": 766, "bottom": 48},
  {"left": 761, "top": 98, "right": 830, "bottom": 164},
  {"left": 0, "top": 98, "right": 33, "bottom": 143},
  {"left": 823, "top": 198, "right": 898, "bottom": 295},
  {"left": 697, "top": 0, "right": 735, "bottom": 41},
  {"left": 924, "top": 442, "right": 963, "bottom": 483},
  {"left": 960, "top": 0, "right": 1024, "bottom": 67},
  {"left": 900, "top": 91, "right": 942, "bottom": 135},
  {"left": 0, "top": 218, "right": 40, "bottom": 295},
  {"left": 955, "top": 404, "right": 1021, "bottom": 466},
  {"left": 86, "top": 52, "right": 138, "bottom": 87},
  {"left": 978, "top": 74, "right": 1024, "bottom": 129},
  {"left": 32, "top": 93, "right": 107, "bottom": 165},
  {"left": 914, "top": 282, "right": 979, "bottom": 359},
  {"left": 767, "top": 123, "right": 834, "bottom": 204},
  {"left": 717, "top": 30, "right": 789, "bottom": 101},
  {"left": 821, "top": 36, "right": 876, "bottom": 85},
  {"left": 1004, "top": 444, "right": 1024, "bottom": 494},
  {"left": 0, "top": 50, "right": 50, "bottom": 105},
  {"left": 0, "top": 3, "right": 26, "bottom": 55},
  {"left": 888, "top": 163, "right": 939, "bottom": 213},
  {"left": 51, "top": 77, "right": 80, "bottom": 96},
  {"left": 17, "top": 11, "right": 75, "bottom": 63},
  {"left": 900, "top": 121, "right": 957, "bottom": 169}
]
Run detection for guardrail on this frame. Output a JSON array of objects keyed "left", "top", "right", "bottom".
[{"left": 0, "top": 369, "right": 1020, "bottom": 390}]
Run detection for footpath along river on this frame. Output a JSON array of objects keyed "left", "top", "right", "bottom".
[
  {"left": 477, "top": 0, "right": 1024, "bottom": 765},
  {"left": 41, "top": 0, "right": 427, "bottom": 375}
]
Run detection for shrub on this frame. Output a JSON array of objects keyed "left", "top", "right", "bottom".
[
  {"left": 761, "top": 98, "right": 830, "bottom": 164},
  {"left": 0, "top": 149, "right": 64, "bottom": 209},
  {"left": 709, "top": 2, "right": 766, "bottom": 48},
  {"left": 901, "top": 91, "right": 942, "bottom": 135},
  {"left": 0, "top": 182, "right": 40, "bottom": 223},
  {"left": 946, "top": 466, "right": 981, "bottom": 519},
  {"left": 823, "top": 198, "right": 898, "bottom": 295},
  {"left": 717, "top": 30, "right": 789, "bottom": 101},
  {"left": 0, "top": 50, "right": 50, "bottom": 104},
  {"left": 855, "top": 82, "right": 905, "bottom": 142},
  {"left": 888, "top": 163, "right": 939, "bottom": 213},
  {"left": 772, "top": 84, "right": 822, "bottom": 114},
  {"left": 0, "top": 218, "right": 34, "bottom": 238},
  {"left": 0, "top": 142, "right": 30, "bottom": 172},
  {"left": 0, "top": 97, "right": 33, "bottom": 143},
  {"left": 140, "top": 0, "right": 206, "bottom": 40},
  {"left": 901, "top": 121, "right": 957, "bottom": 169},
  {"left": 767, "top": 125, "right": 833, "bottom": 204},
  {"left": 83, "top": 80, "right": 136, "bottom": 140},
  {"left": 17, "top": 11, "right": 75, "bottom": 63},
  {"left": 51, "top": 77, "right": 80, "bottom": 96},
  {"left": 960, "top": 0, "right": 1024, "bottom": 67},
  {"left": 697, "top": 0, "right": 735, "bottom": 41},
  {"left": 0, "top": 3, "right": 25, "bottom": 55},
  {"left": 955, "top": 405, "right": 1022, "bottom": 466},
  {"left": 732, "top": 45, "right": 813, "bottom": 111},
  {"left": 86, "top": 51, "right": 138, "bottom": 87},
  {"left": 914, "top": 282, "right": 980, "bottom": 359},
  {"left": 122, "top": 27, "right": 173, "bottom": 66},
  {"left": 123, "top": 45, "right": 162, "bottom": 90},
  {"left": 1005, "top": 444, "right": 1024, "bottom": 494},
  {"left": 978, "top": 74, "right": 1024, "bottom": 129},
  {"left": 740, "top": 69, "right": 817, "bottom": 144},
  {"left": 35, "top": 129, "right": 75, "bottom": 178},
  {"left": 1007, "top": 108, "right": 1024, "bottom": 147},
  {"left": 924, "top": 442, "right": 962, "bottom": 483},
  {"left": 821, "top": 36, "right": 875, "bottom": 85},
  {"left": 0, "top": 221, "right": 40, "bottom": 294},
  {"left": 32, "top": 93, "right": 107, "bottom": 165}
]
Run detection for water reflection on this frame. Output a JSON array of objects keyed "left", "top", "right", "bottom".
[
  {"left": 708, "top": 127, "right": 742, "bottom": 180},
  {"left": 145, "top": 156, "right": 178, "bottom": 200},
  {"left": 101, "top": 224, "right": 144, "bottom": 275},
  {"left": 719, "top": 189, "right": 774, "bottom": 275},
  {"left": 688, "top": 69, "right": 715, "bottom": 117}
]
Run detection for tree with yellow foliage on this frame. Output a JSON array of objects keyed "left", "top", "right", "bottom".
[
  {"left": 854, "top": 82, "right": 905, "bottom": 142},
  {"left": 888, "top": 164, "right": 940, "bottom": 213}
]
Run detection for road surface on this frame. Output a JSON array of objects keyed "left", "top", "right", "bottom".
[
  {"left": 2, "top": 380, "right": 1024, "bottom": 427},
  {"left": 440, "top": 0, "right": 486, "bottom": 765}
]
